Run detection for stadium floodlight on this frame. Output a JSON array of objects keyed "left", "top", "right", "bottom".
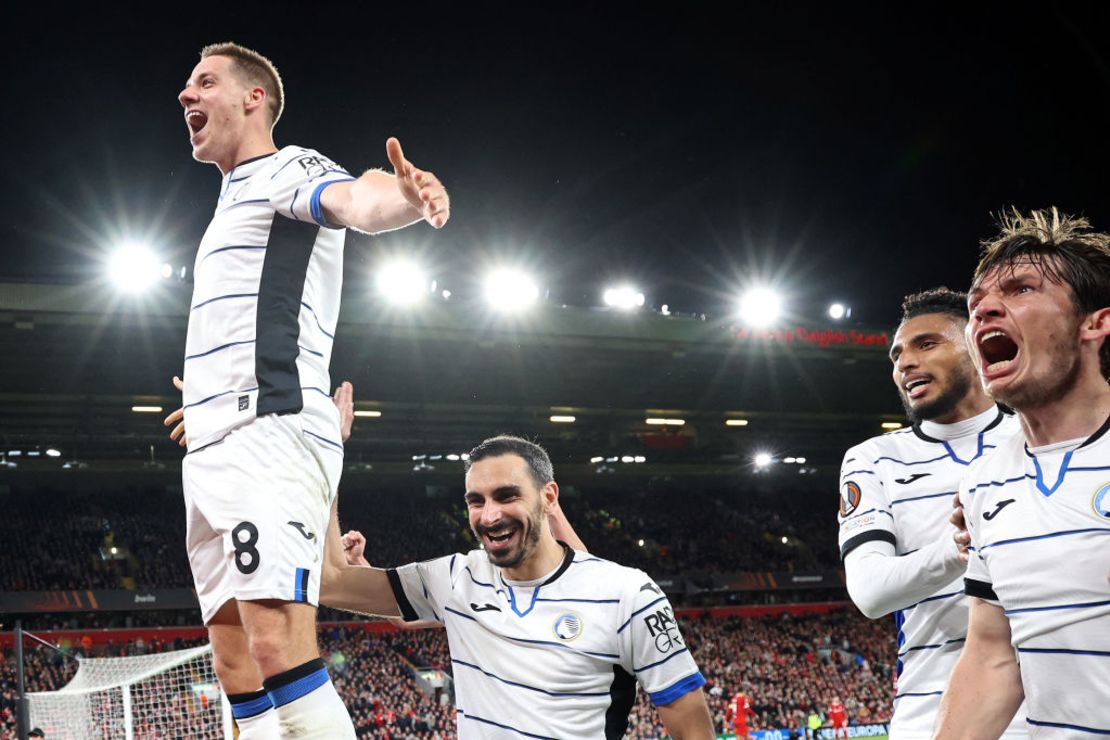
[
  {"left": 637, "top": 539, "right": 645, "bottom": 547},
  {"left": 634, "top": 456, "right": 646, "bottom": 463},
  {"left": 881, "top": 421, "right": 903, "bottom": 430},
  {"left": 461, "top": 453, "right": 470, "bottom": 461},
  {"left": 446, "top": 454, "right": 460, "bottom": 461},
  {"left": 796, "top": 457, "right": 806, "bottom": 464},
  {"left": 109, "top": 243, "right": 162, "bottom": 293},
  {"left": 550, "top": 415, "right": 576, "bottom": 423},
  {"left": 603, "top": 285, "right": 645, "bottom": 311},
  {"left": 354, "top": 410, "right": 382, "bottom": 418},
  {"left": 645, "top": 417, "right": 685, "bottom": 426},
  {"left": 376, "top": 259, "right": 428, "bottom": 306},
  {"left": 753, "top": 452, "right": 773, "bottom": 468},
  {"left": 738, "top": 287, "right": 783, "bottom": 327},
  {"left": 590, "top": 456, "right": 604, "bottom": 464},
  {"left": 621, "top": 456, "right": 635, "bottom": 463},
  {"left": 131, "top": 406, "right": 163, "bottom": 413},
  {"left": 725, "top": 419, "right": 749, "bottom": 427},
  {"left": 484, "top": 267, "right": 539, "bottom": 312},
  {"left": 784, "top": 457, "right": 796, "bottom": 464},
  {"left": 827, "top": 302, "right": 850, "bottom": 320},
  {"left": 781, "top": 536, "right": 789, "bottom": 545},
  {"left": 45, "top": 448, "right": 61, "bottom": 458}
]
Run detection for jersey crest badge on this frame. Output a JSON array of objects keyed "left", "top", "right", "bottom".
[
  {"left": 553, "top": 612, "right": 582, "bottom": 641},
  {"left": 1092, "top": 482, "right": 1110, "bottom": 520}
]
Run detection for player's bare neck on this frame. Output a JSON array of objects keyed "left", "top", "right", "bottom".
[
  {"left": 502, "top": 535, "right": 565, "bottom": 582},
  {"left": 1019, "top": 379, "right": 1110, "bottom": 447},
  {"left": 218, "top": 134, "right": 278, "bottom": 176}
]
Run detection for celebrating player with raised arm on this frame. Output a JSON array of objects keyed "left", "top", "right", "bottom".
[
  {"left": 836, "top": 288, "right": 1025, "bottom": 739},
  {"left": 935, "top": 208, "right": 1110, "bottom": 738},
  {"left": 321, "top": 435, "right": 715, "bottom": 739},
  {"left": 173, "top": 41, "right": 447, "bottom": 739}
]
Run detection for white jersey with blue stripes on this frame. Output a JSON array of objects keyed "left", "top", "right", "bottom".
[
  {"left": 838, "top": 407, "right": 1022, "bottom": 738},
  {"left": 962, "top": 416, "right": 1110, "bottom": 738},
  {"left": 388, "top": 546, "right": 706, "bottom": 739},
  {"left": 183, "top": 146, "right": 355, "bottom": 452}
]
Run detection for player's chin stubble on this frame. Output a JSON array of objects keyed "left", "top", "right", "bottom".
[
  {"left": 480, "top": 503, "right": 544, "bottom": 569},
  {"left": 902, "top": 363, "right": 975, "bottom": 423}
]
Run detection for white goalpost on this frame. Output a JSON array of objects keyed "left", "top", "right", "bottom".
[{"left": 26, "top": 645, "right": 233, "bottom": 739}]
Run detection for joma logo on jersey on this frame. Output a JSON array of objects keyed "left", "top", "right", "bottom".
[
  {"left": 297, "top": 155, "right": 342, "bottom": 179},
  {"left": 1092, "top": 483, "right": 1110, "bottom": 520},
  {"left": 839, "top": 481, "right": 862, "bottom": 517},
  {"left": 643, "top": 606, "right": 683, "bottom": 653}
]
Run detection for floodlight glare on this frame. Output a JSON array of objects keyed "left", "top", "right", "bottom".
[
  {"left": 725, "top": 419, "right": 749, "bottom": 427},
  {"left": 109, "top": 243, "right": 162, "bottom": 293},
  {"left": 753, "top": 452, "right": 773, "bottom": 468},
  {"left": 45, "top": 448, "right": 62, "bottom": 458},
  {"left": 376, "top": 260, "right": 428, "bottom": 306},
  {"left": 353, "top": 410, "right": 382, "bottom": 418},
  {"left": 603, "top": 285, "right": 645, "bottom": 311},
  {"left": 590, "top": 456, "right": 604, "bottom": 464},
  {"left": 738, "top": 287, "right": 783, "bottom": 327},
  {"left": 484, "top": 268, "right": 539, "bottom": 312},
  {"left": 881, "top": 421, "right": 903, "bottom": 430},
  {"left": 550, "top": 415, "right": 576, "bottom": 423},
  {"left": 828, "top": 302, "right": 850, "bottom": 320}
]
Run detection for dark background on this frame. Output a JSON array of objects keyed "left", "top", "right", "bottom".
[{"left": 3, "top": 3, "right": 1110, "bottom": 327}]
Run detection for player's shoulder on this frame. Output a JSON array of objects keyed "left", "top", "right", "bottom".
[
  {"left": 266, "top": 145, "right": 347, "bottom": 180},
  {"left": 841, "top": 426, "right": 920, "bottom": 468}
]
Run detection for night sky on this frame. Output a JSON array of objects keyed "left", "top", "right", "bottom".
[{"left": 4, "top": 4, "right": 1110, "bottom": 329}]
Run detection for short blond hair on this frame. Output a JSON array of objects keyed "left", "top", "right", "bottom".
[{"left": 200, "top": 42, "right": 284, "bottom": 127}]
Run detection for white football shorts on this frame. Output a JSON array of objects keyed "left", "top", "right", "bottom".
[{"left": 182, "top": 413, "right": 343, "bottom": 623}]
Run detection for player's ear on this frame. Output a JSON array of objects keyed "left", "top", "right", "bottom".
[
  {"left": 542, "top": 481, "right": 559, "bottom": 513},
  {"left": 1080, "top": 307, "right": 1110, "bottom": 342},
  {"left": 244, "top": 85, "right": 266, "bottom": 113}
]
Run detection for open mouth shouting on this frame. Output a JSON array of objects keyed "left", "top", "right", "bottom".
[
  {"left": 185, "top": 109, "right": 209, "bottom": 142},
  {"left": 977, "top": 328, "right": 1020, "bottom": 379}
]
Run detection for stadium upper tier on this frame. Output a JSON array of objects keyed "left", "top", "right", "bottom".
[{"left": 0, "top": 280, "right": 904, "bottom": 468}]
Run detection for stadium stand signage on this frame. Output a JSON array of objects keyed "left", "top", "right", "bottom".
[
  {"left": 734, "top": 325, "right": 889, "bottom": 349},
  {"left": 746, "top": 724, "right": 890, "bottom": 740},
  {"left": 0, "top": 588, "right": 199, "bottom": 613}
]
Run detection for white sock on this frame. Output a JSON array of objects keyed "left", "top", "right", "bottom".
[
  {"left": 264, "top": 658, "right": 356, "bottom": 739},
  {"left": 228, "top": 689, "right": 280, "bottom": 739}
]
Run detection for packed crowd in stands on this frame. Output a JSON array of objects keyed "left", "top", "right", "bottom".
[
  {"left": 2, "top": 609, "right": 894, "bottom": 738},
  {"left": 0, "top": 478, "right": 840, "bottom": 594}
]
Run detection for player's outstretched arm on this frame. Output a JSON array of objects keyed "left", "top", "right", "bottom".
[
  {"left": 320, "top": 137, "right": 448, "bottom": 234},
  {"left": 932, "top": 598, "right": 1023, "bottom": 739},
  {"left": 320, "top": 501, "right": 402, "bottom": 617},
  {"left": 656, "top": 689, "right": 716, "bottom": 740}
]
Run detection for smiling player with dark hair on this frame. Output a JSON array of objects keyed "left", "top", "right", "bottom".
[
  {"left": 321, "top": 434, "right": 714, "bottom": 739},
  {"left": 836, "top": 287, "right": 1024, "bottom": 739}
]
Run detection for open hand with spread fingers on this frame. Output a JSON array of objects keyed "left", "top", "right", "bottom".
[{"left": 387, "top": 137, "right": 449, "bottom": 229}]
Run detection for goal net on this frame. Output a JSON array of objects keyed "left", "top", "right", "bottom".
[{"left": 26, "top": 644, "right": 232, "bottom": 739}]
